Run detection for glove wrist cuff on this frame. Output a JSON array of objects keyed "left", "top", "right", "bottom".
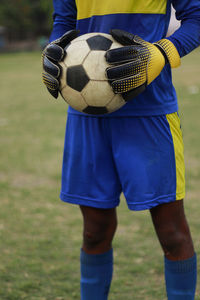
[{"left": 154, "top": 39, "right": 181, "bottom": 68}]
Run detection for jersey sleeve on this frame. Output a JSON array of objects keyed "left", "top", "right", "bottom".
[
  {"left": 167, "top": 0, "right": 200, "bottom": 57},
  {"left": 49, "top": 0, "right": 77, "bottom": 42}
]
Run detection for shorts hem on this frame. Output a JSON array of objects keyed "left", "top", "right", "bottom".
[
  {"left": 60, "top": 192, "right": 120, "bottom": 209},
  {"left": 176, "top": 192, "right": 185, "bottom": 200},
  {"left": 126, "top": 193, "right": 185, "bottom": 211}
]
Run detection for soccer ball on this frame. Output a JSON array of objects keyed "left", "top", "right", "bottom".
[{"left": 58, "top": 32, "right": 126, "bottom": 115}]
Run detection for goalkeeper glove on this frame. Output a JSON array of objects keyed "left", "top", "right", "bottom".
[
  {"left": 42, "top": 30, "right": 79, "bottom": 99},
  {"left": 105, "top": 29, "right": 181, "bottom": 100}
]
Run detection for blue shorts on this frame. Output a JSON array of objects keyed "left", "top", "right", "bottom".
[{"left": 60, "top": 113, "right": 185, "bottom": 211}]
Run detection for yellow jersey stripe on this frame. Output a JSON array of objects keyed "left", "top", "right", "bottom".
[
  {"left": 75, "top": 0, "right": 168, "bottom": 20},
  {"left": 166, "top": 113, "right": 185, "bottom": 200}
]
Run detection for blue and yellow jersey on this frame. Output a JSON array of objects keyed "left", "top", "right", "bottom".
[{"left": 50, "top": 0, "right": 200, "bottom": 116}]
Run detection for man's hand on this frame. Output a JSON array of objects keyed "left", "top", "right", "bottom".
[
  {"left": 105, "top": 29, "right": 181, "bottom": 101},
  {"left": 42, "top": 30, "right": 79, "bottom": 99}
]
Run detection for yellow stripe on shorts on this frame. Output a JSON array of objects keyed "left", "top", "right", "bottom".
[
  {"left": 166, "top": 112, "right": 185, "bottom": 200},
  {"left": 75, "top": 0, "right": 167, "bottom": 20}
]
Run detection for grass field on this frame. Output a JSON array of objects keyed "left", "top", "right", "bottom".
[{"left": 0, "top": 49, "right": 200, "bottom": 300}]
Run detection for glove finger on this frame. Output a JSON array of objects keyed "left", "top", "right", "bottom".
[
  {"left": 122, "top": 84, "right": 146, "bottom": 101},
  {"left": 111, "top": 74, "right": 146, "bottom": 93},
  {"left": 42, "top": 72, "right": 59, "bottom": 95},
  {"left": 47, "top": 87, "right": 59, "bottom": 99},
  {"left": 43, "top": 56, "right": 61, "bottom": 78},
  {"left": 105, "top": 45, "right": 140, "bottom": 64},
  {"left": 110, "top": 29, "right": 135, "bottom": 46},
  {"left": 43, "top": 43, "right": 65, "bottom": 62},
  {"left": 106, "top": 59, "right": 141, "bottom": 80},
  {"left": 58, "top": 29, "right": 80, "bottom": 49}
]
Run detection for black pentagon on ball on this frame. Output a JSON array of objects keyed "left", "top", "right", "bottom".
[
  {"left": 86, "top": 35, "right": 113, "bottom": 51},
  {"left": 67, "top": 65, "right": 89, "bottom": 92},
  {"left": 83, "top": 106, "right": 109, "bottom": 115}
]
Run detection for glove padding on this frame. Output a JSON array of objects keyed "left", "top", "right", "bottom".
[
  {"left": 42, "top": 30, "right": 79, "bottom": 98},
  {"left": 105, "top": 29, "right": 181, "bottom": 101}
]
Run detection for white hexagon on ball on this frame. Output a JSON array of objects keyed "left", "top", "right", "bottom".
[
  {"left": 64, "top": 40, "right": 90, "bottom": 67},
  {"left": 83, "top": 51, "right": 108, "bottom": 81},
  {"left": 82, "top": 80, "right": 114, "bottom": 107},
  {"left": 60, "top": 84, "right": 87, "bottom": 111},
  {"left": 106, "top": 94, "right": 126, "bottom": 112}
]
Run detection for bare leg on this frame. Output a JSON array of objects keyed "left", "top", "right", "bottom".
[
  {"left": 150, "top": 200, "right": 196, "bottom": 299},
  {"left": 80, "top": 205, "right": 117, "bottom": 254},
  {"left": 150, "top": 200, "right": 194, "bottom": 260},
  {"left": 79, "top": 206, "right": 117, "bottom": 300}
]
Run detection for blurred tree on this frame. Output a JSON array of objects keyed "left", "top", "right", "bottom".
[{"left": 0, "top": 0, "right": 53, "bottom": 40}]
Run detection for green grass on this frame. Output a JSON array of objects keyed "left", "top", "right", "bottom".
[{"left": 0, "top": 49, "right": 200, "bottom": 299}]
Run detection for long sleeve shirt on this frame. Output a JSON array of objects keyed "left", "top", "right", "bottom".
[{"left": 50, "top": 0, "right": 200, "bottom": 117}]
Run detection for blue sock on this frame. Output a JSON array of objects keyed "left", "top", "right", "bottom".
[
  {"left": 165, "top": 253, "right": 197, "bottom": 299},
  {"left": 80, "top": 248, "right": 113, "bottom": 300}
]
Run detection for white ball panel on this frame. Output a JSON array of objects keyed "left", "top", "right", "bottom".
[
  {"left": 63, "top": 41, "right": 90, "bottom": 66},
  {"left": 106, "top": 94, "right": 126, "bottom": 112},
  {"left": 82, "top": 81, "right": 114, "bottom": 106},
  {"left": 60, "top": 85, "right": 87, "bottom": 111},
  {"left": 83, "top": 51, "right": 109, "bottom": 80}
]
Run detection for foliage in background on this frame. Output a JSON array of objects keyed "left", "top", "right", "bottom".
[{"left": 0, "top": 0, "right": 53, "bottom": 40}]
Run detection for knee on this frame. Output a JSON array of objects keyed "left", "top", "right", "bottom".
[
  {"left": 161, "top": 228, "right": 186, "bottom": 252},
  {"left": 158, "top": 225, "right": 193, "bottom": 258},
  {"left": 83, "top": 229, "right": 107, "bottom": 249},
  {"left": 83, "top": 220, "right": 117, "bottom": 251}
]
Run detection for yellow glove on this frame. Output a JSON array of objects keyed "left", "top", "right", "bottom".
[{"left": 105, "top": 29, "right": 181, "bottom": 100}]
